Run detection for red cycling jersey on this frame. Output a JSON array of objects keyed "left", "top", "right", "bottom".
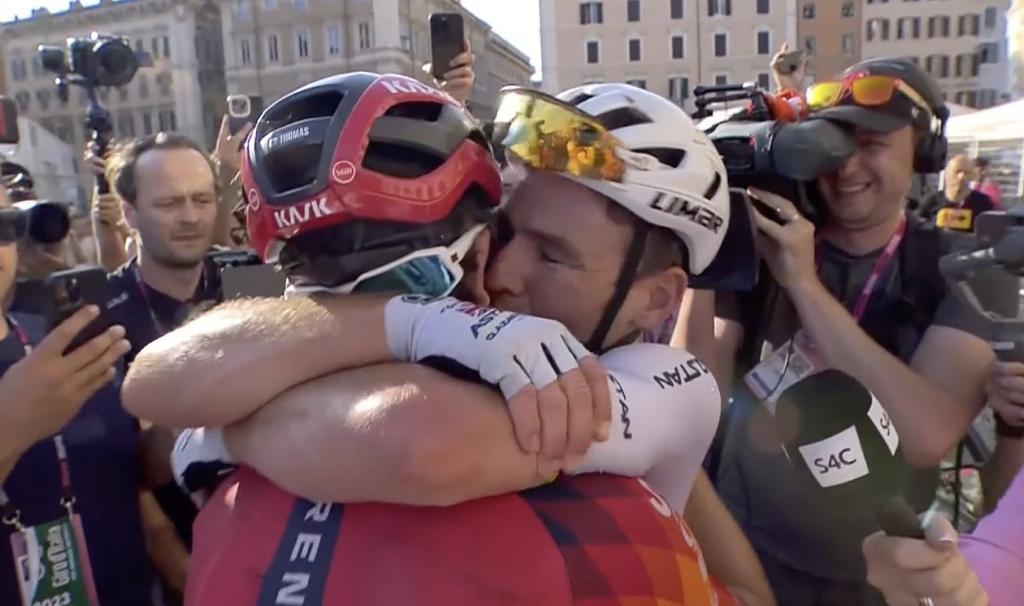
[{"left": 187, "top": 467, "right": 735, "bottom": 605}]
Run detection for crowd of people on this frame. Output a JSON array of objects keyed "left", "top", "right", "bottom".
[{"left": 0, "top": 40, "right": 1022, "bottom": 606}]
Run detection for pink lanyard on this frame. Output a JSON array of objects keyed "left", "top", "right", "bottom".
[
  {"left": 1, "top": 316, "right": 77, "bottom": 530},
  {"left": 818, "top": 214, "right": 907, "bottom": 323}
]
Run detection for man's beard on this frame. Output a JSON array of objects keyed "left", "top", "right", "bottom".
[{"left": 147, "top": 240, "right": 211, "bottom": 270}]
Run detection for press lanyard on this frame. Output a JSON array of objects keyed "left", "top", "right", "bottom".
[
  {"left": 817, "top": 213, "right": 907, "bottom": 323},
  {"left": 0, "top": 317, "right": 77, "bottom": 531},
  {"left": 132, "top": 262, "right": 209, "bottom": 338}
]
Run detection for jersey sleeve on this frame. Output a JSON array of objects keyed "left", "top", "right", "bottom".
[{"left": 569, "top": 343, "right": 722, "bottom": 509}]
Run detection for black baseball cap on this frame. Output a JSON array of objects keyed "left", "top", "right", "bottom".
[{"left": 810, "top": 57, "right": 949, "bottom": 133}]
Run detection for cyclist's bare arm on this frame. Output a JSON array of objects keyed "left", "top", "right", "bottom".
[
  {"left": 225, "top": 363, "right": 556, "bottom": 506},
  {"left": 123, "top": 295, "right": 392, "bottom": 428}
]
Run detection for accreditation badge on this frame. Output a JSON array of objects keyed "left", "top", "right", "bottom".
[
  {"left": 743, "top": 329, "right": 829, "bottom": 414},
  {"left": 9, "top": 514, "right": 99, "bottom": 606}
]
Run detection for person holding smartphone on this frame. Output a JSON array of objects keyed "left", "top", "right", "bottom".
[{"left": 0, "top": 186, "right": 154, "bottom": 605}]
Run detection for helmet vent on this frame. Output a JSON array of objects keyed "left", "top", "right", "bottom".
[
  {"left": 635, "top": 147, "right": 686, "bottom": 168},
  {"left": 594, "top": 107, "right": 652, "bottom": 131},
  {"left": 264, "top": 91, "right": 345, "bottom": 127},
  {"left": 702, "top": 171, "right": 723, "bottom": 201}
]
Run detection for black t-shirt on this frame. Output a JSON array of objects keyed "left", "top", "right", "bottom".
[
  {"left": 922, "top": 190, "right": 996, "bottom": 232},
  {"left": 105, "top": 258, "right": 223, "bottom": 549},
  {"left": 712, "top": 214, "right": 1009, "bottom": 587}
]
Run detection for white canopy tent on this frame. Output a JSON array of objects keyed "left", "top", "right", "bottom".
[{"left": 945, "top": 99, "right": 1024, "bottom": 203}]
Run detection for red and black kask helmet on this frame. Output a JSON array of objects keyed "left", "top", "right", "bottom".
[{"left": 242, "top": 72, "right": 502, "bottom": 287}]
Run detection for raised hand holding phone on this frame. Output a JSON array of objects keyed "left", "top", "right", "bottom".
[
  {"left": 428, "top": 13, "right": 474, "bottom": 106},
  {"left": 0, "top": 306, "right": 130, "bottom": 448}
]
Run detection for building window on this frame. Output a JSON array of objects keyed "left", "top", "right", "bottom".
[
  {"left": 708, "top": 0, "right": 731, "bottom": 16},
  {"left": 294, "top": 0, "right": 307, "bottom": 9},
  {"left": 358, "top": 22, "right": 372, "bottom": 50},
  {"left": 34, "top": 89, "right": 50, "bottom": 111},
  {"left": 671, "top": 35, "right": 684, "bottom": 59},
  {"left": 628, "top": 38, "right": 642, "bottom": 62},
  {"left": 670, "top": 0, "right": 684, "bottom": 19},
  {"left": 713, "top": 32, "right": 727, "bottom": 56},
  {"left": 984, "top": 7, "right": 998, "bottom": 30},
  {"left": 757, "top": 30, "right": 771, "bottom": 55},
  {"left": 240, "top": 39, "right": 252, "bottom": 65},
  {"left": 757, "top": 72, "right": 771, "bottom": 90},
  {"left": 267, "top": 34, "right": 280, "bottom": 62},
  {"left": 928, "top": 16, "right": 950, "bottom": 38},
  {"left": 714, "top": 74, "right": 729, "bottom": 86},
  {"left": 627, "top": 0, "right": 640, "bottom": 22},
  {"left": 265, "top": 0, "right": 276, "bottom": 8},
  {"left": 867, "top": 18, "right": 890, "bottom": 42},
  {"left": 326, "top": 26, "right": 341, "bottom": 56},
  {"left": 156, "top": 72, "right": 172, "bottom": 96},
  {"left": 10, "top": 58, "right": 24, "bottom": 81},
  {"left": 236, "top": 0, "right": 250, "bottom": 19},
  {"left": 118, "top": 86, "right": 128, "bottom": 101},
  {"left": 669, "top": 76, "right": 689, "bottom": 103},
  {"left": 138, "top": 74, "right": 149, "bottom": 98},
  {"left": 117, "top": 112, "right": 135, "bottom": 137},
  {"left": 163, "top": 36, "right": 171, "bottom": 59},
  {"left": 804, "top": 35, "right": 816, "bottom": 55},
  {"left": 586, "top": 40, "right": 600, "bottom": 64},
  {"left": 626, "top": 78, "right": 647, "bottom": 89},
  {"left": 756, "top": 0, "right": 770, "bottom": 13},
  {"left": 802, "top": 2, "right": 814, "bottom": 19},
  {"left": 580, "top": 2, "right": 604, "bottom": 24},
  {"left": 297, "top": 29, "right": 310, "bottom": 58},
  {"left": 979, "top": 42, "right": 1000, "bottom": 64},
  {"left": 143, "top": 112, "right": 153, "bottom": 135},
  {"left": 939, "top": 55, "right": 949, "bottom": 78},
  {"left": 957, "top": 14, "right": 980, "bottom": 37},
  {"left": 30, "top": 55, "right": 43, "bottom": 77},
  {"left": 841, "top": 1, "right": 854, "bottom": 17},
  {"left": 841, "top": 33, "right": 855, "bottom": 56}
]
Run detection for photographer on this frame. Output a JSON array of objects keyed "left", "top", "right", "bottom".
[
  {"left": 684, "top": 57, "right": 1009, "bottom": 604},
  {"left": 0, "top": 186, "right": 154, "bottom": 604},
  {"left": 84, "top": 147, "right": 132, "bottom": 271}
]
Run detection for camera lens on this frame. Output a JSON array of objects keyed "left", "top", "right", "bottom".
[{"left": 66, "top": 278, "right": 83, "bottom": 305}]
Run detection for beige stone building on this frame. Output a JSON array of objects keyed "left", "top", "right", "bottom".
[
  {"left": 0, "top": 0, "right": 227, "bottom": 204},
  {"left": 1009, "top": 0, "right": 1024, "bottom": 94},
  {"left": 539, "top": 0, "right": 799, "bottom": 110},
  {"left": 796, "top": 0, "right": 864, "bottom": 82},
  {"left": 861, "top": 0, "right": 1012, "bottom": 108},
  {"left": 218, "top": 0, "right": 534, "bottom": 119}
]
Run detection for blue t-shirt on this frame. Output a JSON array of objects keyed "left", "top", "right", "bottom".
[{"left": 0, "top": 313, "right": 154, "bottom": 605}]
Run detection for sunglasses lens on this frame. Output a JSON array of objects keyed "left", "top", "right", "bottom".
[
  {"left": 493, "top": 89, "right": 626, "bottom": 182},
  {"left": 806, "top": 82, "right": 844, "bottom": 110},
  {"left": 352, "top": 256, "right": 460, "bottom": 297},
  {"left": 850, "top": 76, "right": 897, "bottom": 107}
]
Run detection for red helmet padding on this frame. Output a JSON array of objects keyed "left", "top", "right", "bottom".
[{"left": 243, "top": 73, "right": 502, "bottom": 261}]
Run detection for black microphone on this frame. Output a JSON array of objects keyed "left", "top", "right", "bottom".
[
  {"left": 940, "top": 232, "right": 1024, "bottom": 280},
  {"left": 774, "top": 369, "right": 910, "bottom": 502}
]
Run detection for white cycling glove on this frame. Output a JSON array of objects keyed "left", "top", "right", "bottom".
[
  {"left": 385, "top": 295, "right": 592, "bottom": 398},
  {"left": 172, "top": 427, "right": 237, "bottom": 506}
]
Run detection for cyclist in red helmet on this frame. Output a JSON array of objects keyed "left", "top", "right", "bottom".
[{"left": 125, "top": 72, "right": 772, "bottom": 605}]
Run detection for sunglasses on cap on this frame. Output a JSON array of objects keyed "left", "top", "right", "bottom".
[
  {"left": 493, "top": 87, "right": 642, "bottom": 183},
  {"left": 806, "top": 72, "right": 933, "bottom": 117}
]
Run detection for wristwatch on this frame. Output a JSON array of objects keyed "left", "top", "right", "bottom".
[{"left": 995, "top": 413, "right": 1024, "bottom": 438}]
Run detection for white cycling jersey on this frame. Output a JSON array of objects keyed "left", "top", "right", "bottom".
[{"left": 173, "top": 342, "right": 721, "bottom": 511}]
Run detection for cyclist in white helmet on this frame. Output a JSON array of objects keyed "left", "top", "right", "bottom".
[{"left": 126, "top": 80, "right": 773, "bottom": 604}]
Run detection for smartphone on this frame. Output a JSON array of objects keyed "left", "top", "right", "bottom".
[
  {"left": 0, "top": 96, "right": 18, "bottom": 145},
  {"left": 975, "top": 210, "right": 1024, "bottom": 249},
  {"left": 748, "top": 193, "right": 790, "bottom": 225},
  {"left": 226, "top": 94, "right": 263, "bottom": 135},
  {"left": 874, "top": 497, "right": 926, "bottom": 540},
  {"left": 42, "top": 267, "right": 112, "bottom": 354},
  {"left": 430, "top": 12, "right": 466, "bottom": 81},
  {"left": 776, "top": 49, "right": 805, "bottom": 76}
]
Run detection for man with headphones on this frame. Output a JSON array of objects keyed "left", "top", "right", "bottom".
[{"left": 683, "top": 57, "right": 1009, "bottom": 604}]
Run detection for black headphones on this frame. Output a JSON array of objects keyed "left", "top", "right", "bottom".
[{"left": 912, "top": 104, "right": 949, "bottom": 175}]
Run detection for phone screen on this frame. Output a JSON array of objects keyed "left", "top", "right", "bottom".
[
  {"left": 227, "top": 95, "right": 263, "bottom": 135},
  {"left": 430, "top": 13, "right": 465, "bottom": 81},
  {"left": 43, "top": 268, "right": 112, "bottom": 354}
]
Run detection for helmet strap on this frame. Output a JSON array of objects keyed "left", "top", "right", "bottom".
[{"left": 585, "top": 222, "right": 650, "bottom": 353}]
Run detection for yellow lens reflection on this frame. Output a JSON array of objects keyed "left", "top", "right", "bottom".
[{"left": 494, "top": 89, "right": 625, "bottom": 182}]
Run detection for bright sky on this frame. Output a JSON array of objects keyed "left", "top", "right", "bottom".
[{"left": 0, "top": 0, "right": 543, "bottom": 73}]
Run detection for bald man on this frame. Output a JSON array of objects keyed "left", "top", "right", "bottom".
[{"left": 920, "top": 154, "right": 997, "bottom": 232}]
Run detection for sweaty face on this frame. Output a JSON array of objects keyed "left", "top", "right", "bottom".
[
  {"left": 944, "top": 156, "right": 975, "bottom": 199},
  {"left": 818, "top": 126, "right": 916, "bottom": 228},
  {"left": 0, "top": 189, "right": 16, "bottom": 303},
  {"left": 485, "top": 172, "right": 634, "bottom": 346},
  {"left": 126, "top": 148, "right": 218, "bottom": 269}
]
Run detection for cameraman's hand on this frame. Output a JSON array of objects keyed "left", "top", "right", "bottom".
[
  {"left": 92, "top": 192, "right": 124, "bottom": 227},
  {"left": 83, "top": 147, "right": 106, "bottom": 178},
  {"left": 771, "top": 42, "right": 806, "bottom": 92},
  {"left": 0, "top": 307, "right": 131, "bottom": 446},
  {"left": 748, "top": 188, "right": 817, "bottom": 291},
  {"left": 214, "top": 115, "right": 253, "bottom": 178},
  {"left": 986, "top": 361, "right": 1024, "bottom": 427}
]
